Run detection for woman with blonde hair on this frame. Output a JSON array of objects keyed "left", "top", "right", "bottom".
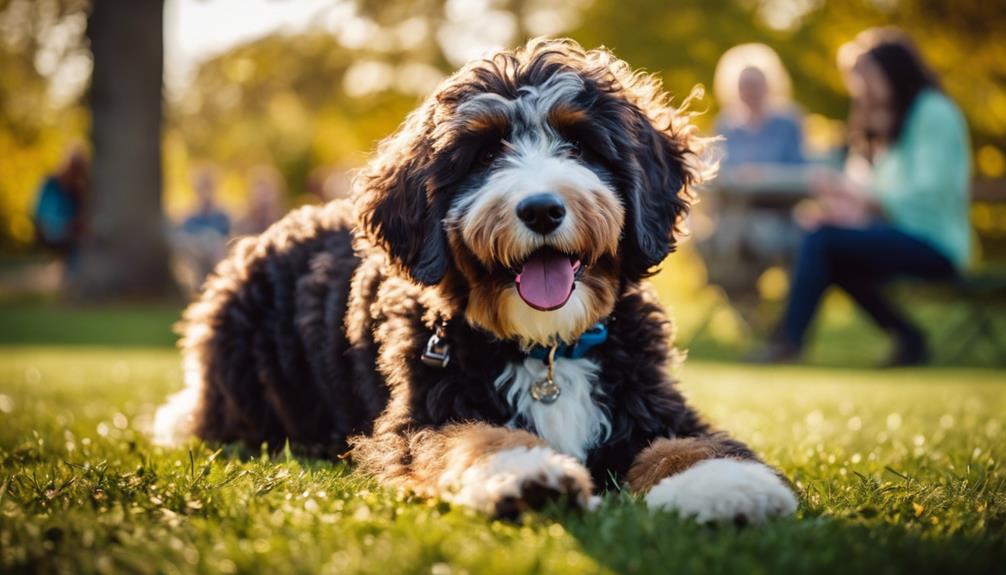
[{"left": 714, "top": 43, "right": 804, "bottom": 172}]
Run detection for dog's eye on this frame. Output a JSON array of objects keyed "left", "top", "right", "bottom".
[
  {"left": 568, "top": 140, "right": 583, "bottom": 159},
  {"left": 479, "top": 148, "right": 498, "bottom": 166}
]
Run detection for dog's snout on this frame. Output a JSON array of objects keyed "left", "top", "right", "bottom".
[{"left": 516, "top": 193, "right": 566, "bottom": 235}]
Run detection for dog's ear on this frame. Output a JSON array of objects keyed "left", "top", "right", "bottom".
[
  {"left": 355, "top": 104, "right": 449, "bottom": 285},
  {"left": 619, "top": 101, "right": 703, "bottom": 279}
]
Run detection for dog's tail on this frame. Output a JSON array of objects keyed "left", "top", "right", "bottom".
[
  {"left": 153, "top": 314, "right": 215, "bottom": 447},
  {"left": 152, "top": 363, "right": 201, "bottom": 447}
]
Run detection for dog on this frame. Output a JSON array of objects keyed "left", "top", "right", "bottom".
[{"left": 154, "top": 38, "right": 797, "bottom": 524}]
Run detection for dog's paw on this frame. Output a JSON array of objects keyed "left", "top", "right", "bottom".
[
  {"left": 645, "top": 458, "right": 797, "bottom": 525},
  {"left": 442, "top": 446, "right": 592, "bottom": 519}
]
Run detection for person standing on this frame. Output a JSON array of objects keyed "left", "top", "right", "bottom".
[
  {"left": 33, "top": 146, "right": 89, "bottom": 268},
  {"left": 175, "top": 168, "right": 231, "bottom": 292}
]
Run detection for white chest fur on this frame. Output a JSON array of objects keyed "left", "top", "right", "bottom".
[{"left": 494, "top": 356, "right": 611, "bottom": 461}]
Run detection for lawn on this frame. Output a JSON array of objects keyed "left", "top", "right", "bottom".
[{"left": 0, "top": 303, "right": 1004, "bottom": 574}]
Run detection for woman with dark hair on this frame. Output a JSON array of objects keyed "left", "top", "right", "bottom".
[{"left": 757, "top": 28, "right": 971, "bottom": 366}]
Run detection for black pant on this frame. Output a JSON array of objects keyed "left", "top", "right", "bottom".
[{"left": 780, "top": 225, "right": 956, "bottom": 349}]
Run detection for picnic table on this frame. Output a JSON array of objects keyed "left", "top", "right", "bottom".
[{"left": 692, "top": 167, "right": 814, "bottom": 332}]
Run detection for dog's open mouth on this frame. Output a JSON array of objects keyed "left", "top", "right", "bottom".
[{"left": 513, "top": 247, "right": 583, "bottom": 311}]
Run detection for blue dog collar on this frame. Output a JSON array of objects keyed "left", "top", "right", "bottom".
[{"left": 527, "top": 321, "right": 608, "bottom": 361}]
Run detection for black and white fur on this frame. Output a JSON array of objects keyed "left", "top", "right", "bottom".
[{"left": 155, "top": 38, "right": 797, "bottom": 524}]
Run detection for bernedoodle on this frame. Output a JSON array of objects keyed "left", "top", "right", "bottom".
[{"left": 155, "top": 38, "right": 797, "bottom": 524}]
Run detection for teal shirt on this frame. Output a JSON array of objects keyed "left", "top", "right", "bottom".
[{"left": 871, "top": 89, "right": 971, "bottom": 269}]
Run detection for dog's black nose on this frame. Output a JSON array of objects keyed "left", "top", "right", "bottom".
[{"left": 516, "top": 193, "right": 566, "bottom": 235}]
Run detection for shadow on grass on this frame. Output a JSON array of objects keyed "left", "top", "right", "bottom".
[
  {"left": 173, "top": 442, "right": 1006, "bottom": 575},
  {"left": 549, "top": 494, "right": 1006, "bottom": 575}
]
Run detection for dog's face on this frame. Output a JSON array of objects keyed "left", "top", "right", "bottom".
[{"left": 356, "top": 39, "right": 705, "bottom": 347}]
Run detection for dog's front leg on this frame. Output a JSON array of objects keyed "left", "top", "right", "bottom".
[
  {"left": 352, "top": 422, "right": 593, "bottom": 519},
  {"left": 627, "top": 435, "right": 798, "bottom": 525}
]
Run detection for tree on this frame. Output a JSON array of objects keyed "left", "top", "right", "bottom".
[{"left": 69, "top": 0, "right": 177, "bottom": 300}]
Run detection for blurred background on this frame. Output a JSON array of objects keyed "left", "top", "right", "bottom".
[{"left": 0, "top": 0, "right": 1004, "bottom": 367}]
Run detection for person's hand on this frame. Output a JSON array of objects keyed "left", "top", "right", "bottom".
[
  {"left": 819, "top": 192, "right": 872, "bottom": 227},
  {"left": 807, "top": 167, "right": 844, "bottom": 198},
  {"left": 810, "top": 167, "right": 871, "bottom": 200},
  {"left": 797, "top": 172, "right": 874, "bottom": 230},
  {"left": 795, "top": 197, "right": 871, "bottom": 230},
  {"left": 793, "top": 199, "right": 827, "bottom": 230}
]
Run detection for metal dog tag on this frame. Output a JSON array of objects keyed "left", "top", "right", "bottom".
[
  {"left": 530, "top": 344, "right": 560, "bottom": 403},
  {"left": 530, "top": 377, "right": 560, "bottom": 404}
]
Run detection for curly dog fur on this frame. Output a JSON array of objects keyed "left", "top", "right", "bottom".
[{"left": 155, "top": 38, "right": 797, "bottom": 522}]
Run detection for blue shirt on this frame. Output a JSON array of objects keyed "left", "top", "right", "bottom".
[
  {"left": 716, "top": 111, "right": 804, "bottom": 170},
  {"left": 182, "top": 209, "right": 231, "bottom": 237},
  {"left": 34, "top": 177, "right": 79, "bottom": 243}
]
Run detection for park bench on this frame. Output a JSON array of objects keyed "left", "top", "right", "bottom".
[
  {"left": 691, "top": 175, "right": 1006, "bottom": 364},
  {"left": 924, "top": 179, "right": 1006, "bottom": 364}
]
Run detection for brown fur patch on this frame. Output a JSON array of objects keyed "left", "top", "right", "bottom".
[
  {"left": 457, "top": 194, "right": 522, "bottom": 269},
  {"left": 575, "top": 256, "right": 621, "bottom": 321},
  {"left": 459, "top": 110, "right": 509, "bottom": 137},
  {"left": 626, "top": 436, "right": 748, "bottom": 493},
  {"left": 354, "top": 421, "right": 547, "bottom": 497},
  {"left": 555, "top": 184, "right": 624, "bottom": 259},
  {"left": 548, "top": 103, "right": 589, "bottom": 129},
  {"left": 439, "top": 423, "right": 546, "bottom": 472},
  {"left": 462, "top": 280, "right": 507, "bottom": 338}
]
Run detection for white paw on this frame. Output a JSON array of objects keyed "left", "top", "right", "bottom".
[
  {"left": 645, "top": 458, "right": 797, "bottom": 525},
  {"left": 441, "top": 446, "right": 593, "bottom": 518}
]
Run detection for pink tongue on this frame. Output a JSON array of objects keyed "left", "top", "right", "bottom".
[{"left": 516, "top": 251, "right": 575, "bottom": 311}]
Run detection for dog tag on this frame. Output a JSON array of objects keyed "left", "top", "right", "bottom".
[
  {"left": 530, "top": 344, "right": 560, "bottom": 403},
  {"left": 530, "top": 377, "right": 560, "bottom": 404}
]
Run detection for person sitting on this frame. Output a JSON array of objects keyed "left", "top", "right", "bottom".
[
  {"left": 704, "top": 44, "right": 807, "bottom": 283},
  {"left": 714, "top": 43, "right": 805, "bottom": 175},
  {"left": 755, "top": 28, "right": 971, "bottom": 367},
  {"left": 174, "top": 168, "right": 231, "bottom": 292}
]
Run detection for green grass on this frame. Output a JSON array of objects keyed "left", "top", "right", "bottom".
[
  {"left": 1, "top": 345, "right": 1004, "bottom": 574},
  {"left": 0, "top": 298, "right": 180, "bottom": 348},
  {"left": 0, "top": 288, "right": 1002, "bottom": 574},
  {"left": 1, "top": 290, "right": 1003, "bottom": 368}
]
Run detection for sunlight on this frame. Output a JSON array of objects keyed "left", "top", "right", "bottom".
[{"left": 165, "top": 0, "right": 339, "bottom": 96}]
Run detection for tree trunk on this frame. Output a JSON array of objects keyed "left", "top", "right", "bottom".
[{"left": 69, "top": 0, "right": 177, "bottom": 301}]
